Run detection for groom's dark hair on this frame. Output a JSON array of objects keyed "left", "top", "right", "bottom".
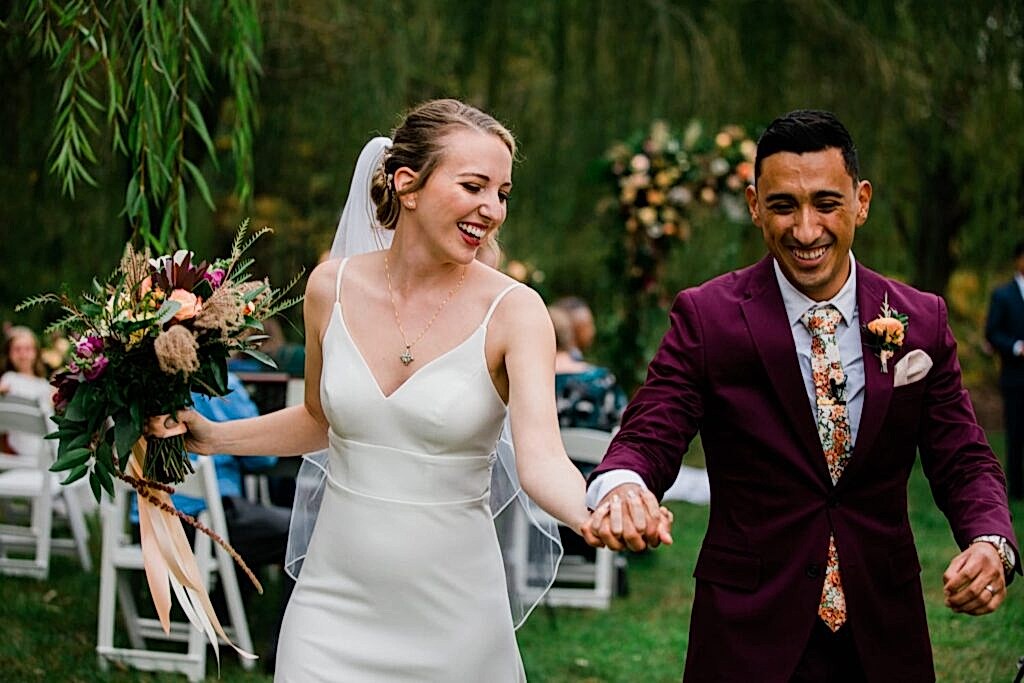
[{"left": 754, "top": 109, "right": 860, "bottom": 185}]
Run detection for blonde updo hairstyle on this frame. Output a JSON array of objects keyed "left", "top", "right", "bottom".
[{"left": 370, "top": 99, "right": 517, "bottom": 231}]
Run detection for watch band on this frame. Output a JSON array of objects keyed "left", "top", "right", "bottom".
[{"left": 972, "top": 535, "right": 1016, "bottom": 575}]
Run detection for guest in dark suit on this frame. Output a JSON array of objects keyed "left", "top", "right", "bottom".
[
  {"left": 985, "top": 241, "right": 1024, "bottom": 501},
  {"left": 585, "top": 110, "right": 1019, "bottom": 682}
]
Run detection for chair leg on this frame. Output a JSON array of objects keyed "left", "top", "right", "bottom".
[
  {"left": 96, "top": 523, "right": 117, "bottom": 671},
  {"left": 216, "top": 542, "right": 256, "bottom": 669},
  {"left": 32, "top": 479, "right": 53, "bottom": 579},
  {"left": 61, "top": 484, "right": 92, "bottom": 571},
  {"left": 116, "top": 575, "right": 145, "bottom": 649}
]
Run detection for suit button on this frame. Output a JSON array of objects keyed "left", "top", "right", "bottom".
[
  {"left": 806, "top": 564, "right": 820, "bottom": 578},
  {"left": 827, "top": 495, "right": 839, "bottom": 508}
]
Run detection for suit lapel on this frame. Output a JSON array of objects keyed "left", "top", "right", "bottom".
[
  {"left": 842, "top": 265, "right": 894, "bottom": 487},
  {"left": 739, "top": 258, "right": 828, "bottom": 480}
]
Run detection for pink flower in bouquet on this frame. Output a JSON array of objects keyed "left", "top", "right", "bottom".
[
  {"left": 67, "top": 336, "right": 109, "bottom": 381},
  {"left": 84, "top": 355, "right": 109, "bottom": 381},
  {"left": 168, "top": 289, "right": 203, "bottom": 321},
  {"left": 74, "top": 335, "right": 103, "bottom": 358},
  {"left": 204, "top": 267, "right": 226, "bottom": 288},
  {"left": 139, "top": 275, "right": 153, "bottom": 297}
]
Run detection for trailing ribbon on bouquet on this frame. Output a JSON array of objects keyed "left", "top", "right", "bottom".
[{"left": 127, "top": 438, "right": 259, "bottom": 666}]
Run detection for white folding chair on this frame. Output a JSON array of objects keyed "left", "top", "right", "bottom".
[
  {"left": 0, "top": 394, "right": 92, "bottom": 579},
  {"left": 96, "top": 456, "right": 255, "bottom": 681},
  {"left": 542, "top": 427, "right": 619, "bottom": 609}
]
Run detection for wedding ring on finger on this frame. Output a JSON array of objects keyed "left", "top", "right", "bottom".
[{"left": 984, "top": 584, "right": 996, "bottom": 596}]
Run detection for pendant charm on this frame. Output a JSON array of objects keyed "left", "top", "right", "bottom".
[{"left": 400, "top": 348, "right": 414, "bottom": 366}]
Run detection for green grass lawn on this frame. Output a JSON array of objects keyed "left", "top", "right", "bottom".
[{"left": 2, "top": 446, "right": 1022, "bottom": 682}]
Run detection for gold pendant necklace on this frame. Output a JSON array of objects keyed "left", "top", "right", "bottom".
[{"left": 384, "top": 253, "right": 467, "bottom": 366}]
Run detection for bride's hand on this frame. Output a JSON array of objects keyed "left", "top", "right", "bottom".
[{"left": 144, "top": 409, "right": 217, "bottom": 455}]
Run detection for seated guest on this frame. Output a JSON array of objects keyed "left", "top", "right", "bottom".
[
  {"left": 553, "top": 295, "right": 597, "bottom": 360},
  {"left": 550, "top": 306, "right": 627, "bottom": 434},
  {"left": 0, "top": 326, "right": 55, "bottom": 456}
]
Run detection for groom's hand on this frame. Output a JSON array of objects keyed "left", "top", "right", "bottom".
[
  {"left": 942, "top": 542, "right": 1006, "bottom": 615},
  {"left": 587, "top": 484, "right": 673, "bottom": 552}
]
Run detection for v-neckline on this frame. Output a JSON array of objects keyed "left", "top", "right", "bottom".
[{"left": 332, "top": 301, "right": 481, "bottom": 400}]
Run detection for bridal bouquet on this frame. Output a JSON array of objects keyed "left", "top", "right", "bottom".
[
  {"left": 18, "top": 220, "right": 302, "bottom": 662},
  {"left": 20, "top": 220, "right": 302, "bottom": 495}
]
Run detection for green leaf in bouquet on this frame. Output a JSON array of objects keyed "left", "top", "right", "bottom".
[
  {"left": 114, "top": 410, "right": 142, "bottom": 463},
  {"left": 50, "top": 447, "right": 93, "bottom": 472},
  {"left": 241, "top": 282, "right": 268, "bottom": 302},
  {"left": 191, "top": 353, "right": 229, "bottom": 396},
  {"left": 241, "top": 348, "right": 278, "bottom": 369},
  {"left": 154, "top": 298, "right": 183, "bottom": 325},
  {"left": 65, "top": 382, "right": 101, "bottom": 422},
  {"left": 62, "top": 462, "right": 90, "bottom": 486},
  {"left": 80, "top": 301, "right": 103, "bottom": 317},
  {"left": 244, "top": 318, "right": 264, "bottom": 331},
  {"left": 228, "top": 257, "right": 255, "bottom": 281},
  {"left": 57, "top": 431, "right": 91, "bottom": 458},
  {"left": 130, "top": 402, "right": 143, "bottom": 439},
  {"left": 89, "top": 471, "right": 101, "bottom": 501},
  {"left": 94, "top": 441, "right": 116, "bottom": 498}
]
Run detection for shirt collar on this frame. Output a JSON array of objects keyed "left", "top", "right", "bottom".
[
  {"left": 1014, "top": 271, "right": 1024, "bottom": 296},
  {"left": 773, "top": 253, "right": 858, "bottom": 327}
]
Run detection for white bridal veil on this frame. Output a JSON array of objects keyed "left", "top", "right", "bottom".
[{"left": 283, "top": 137, "right": 562, "bottom": 628}]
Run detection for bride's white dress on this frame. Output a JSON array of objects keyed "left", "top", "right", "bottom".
[{"left": 275, "top": 260, "right": 526, "bottom": 682}]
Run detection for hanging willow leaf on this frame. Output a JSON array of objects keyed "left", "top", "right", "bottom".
[{"left": 24, "top": 0, "right": 263, "bottom": 252}]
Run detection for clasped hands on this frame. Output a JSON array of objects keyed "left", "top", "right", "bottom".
[{"left": 581, "top": 483, "right": 674, "bottom": 551}]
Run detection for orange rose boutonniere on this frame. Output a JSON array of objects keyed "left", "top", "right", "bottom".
[{"left": 863, "top": 293, "right": 909, "bottom": 374}]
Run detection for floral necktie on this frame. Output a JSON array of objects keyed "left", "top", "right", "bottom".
[{"left": 802, "top": 305, "right": 849, "bottom": 632}]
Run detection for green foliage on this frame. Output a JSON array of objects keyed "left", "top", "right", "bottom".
[{"left": 22, "top": 0, "right": 262, "bottom": 252}]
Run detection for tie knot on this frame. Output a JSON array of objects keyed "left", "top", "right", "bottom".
[{"left": 802, "top": 305, "right": 842, "bottom": 337}]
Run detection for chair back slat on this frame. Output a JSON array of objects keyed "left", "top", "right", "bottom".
[
  {"left": 560, "top": 428, "right": 612, "bottom": 465},
  {"left": 0, "top": 396, "right": 51, "bottom": 436}
]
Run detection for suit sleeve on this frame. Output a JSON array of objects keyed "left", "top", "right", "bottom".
[
  {"left": 589, "top": 290, "right": 706, "bottom": 499},
  {"left": 985, "top": 288, "right": 1017, "bottom": 357},
  {"left": 919, "top": 295, "right": 1020, "bottom": 569}
]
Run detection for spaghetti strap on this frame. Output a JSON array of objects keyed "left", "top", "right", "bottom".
[
  {"left": 481, "top": 283, "right": 522, "bottom": 327},
  {"left": 334, "top": 257, "right": 350, "bottom": 305}
]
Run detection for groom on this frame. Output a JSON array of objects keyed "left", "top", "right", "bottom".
[{"left": 585, "top": 110, "right": 1019, "bottom": 682}]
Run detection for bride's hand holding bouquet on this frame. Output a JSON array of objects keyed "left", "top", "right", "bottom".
[{"left": 145, "top": 410, "right": 215, "bottom": 454}]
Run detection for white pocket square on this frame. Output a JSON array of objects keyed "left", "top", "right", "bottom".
[{"left": 893, "top": 349, "right": 932, "bottom": 387}]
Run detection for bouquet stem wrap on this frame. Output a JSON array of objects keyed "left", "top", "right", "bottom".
[
  {"left": 130, "top": 438, "right": 257, "bottom": 665},
  {"left": 143, "top": 433, "right": 194, "bottom": 483}
]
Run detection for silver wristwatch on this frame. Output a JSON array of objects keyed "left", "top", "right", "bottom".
[{"left": 972, "top": 535, "right": 1017, "bottom": 577}]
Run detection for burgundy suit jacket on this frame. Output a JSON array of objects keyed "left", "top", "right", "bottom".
[{"left": 593, "top": 256, "right": 1019, "bottom": 682}]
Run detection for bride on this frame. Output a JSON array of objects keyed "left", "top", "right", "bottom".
[{"left": 151, "top": 98, "right": 672, "bottom": 682}]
